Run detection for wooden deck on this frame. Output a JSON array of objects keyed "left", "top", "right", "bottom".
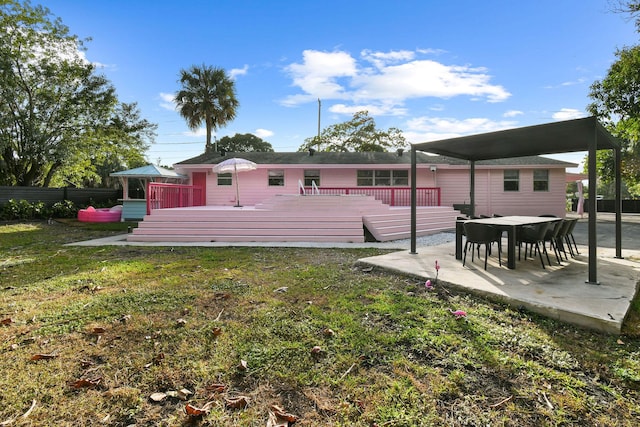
[{"left": 127, "top": 194, "right": 459, "bottom": 243}]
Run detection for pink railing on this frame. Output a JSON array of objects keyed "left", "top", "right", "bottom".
[
  {"left": 147, "top": 183, "right": 203, "bottom": 214},
  {"left": 302, "top": 187, "right": 440, "bottom": 207}
]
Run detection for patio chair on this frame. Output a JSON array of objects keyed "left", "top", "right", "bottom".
[
  {"left": 564, "top": 218, "right": 580, "bottom": 255},
  {"left": 542, "top": 220, "right": 564, "bottom": 265},
  {"left": 517, "top": 222, "right": 551, "bottom": 269},
  {"left": 463, "top": 222, "right": 502, "bottom": 270},
  {"left": 555, "top": 220, "right": 574, "bottom": 259}
]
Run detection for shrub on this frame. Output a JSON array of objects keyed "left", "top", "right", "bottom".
[
  {"left": 0, "top": 199, "right": 78, "bottom": 220},
  {"left": 0, "top": 199, "right": 33, "bottom": 220},
  {"left": 50, "top": 200, "right": 78, "bottom": 218}
]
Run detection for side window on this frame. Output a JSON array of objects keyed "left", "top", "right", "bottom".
[
  {"left": 533, "top": 169, "right": 549, "bottom": 191},
  {"left": 217, "top": 173, "right": 232, "bottom": 186},
  {"left": 504, "top": 170, "right": 519, "bottom": 191},
  {"left": 374, "top": 170, "right": 391, "bottom": 186},
  {"left": 304, "top": 169, "right": 320, "bottom": 186},
  {"left": 357, "top": 170, "right": 373, "bottom": 186},
  {"left": 392, "top": 170, "right": 409, "bottom": 186},
  {"left": 268, "top": 169, "right": 285, "bottom": 186}
]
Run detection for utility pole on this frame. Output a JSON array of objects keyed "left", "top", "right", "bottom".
[{"left": 317, "top": 98, "right": 321, "bottom": 150}]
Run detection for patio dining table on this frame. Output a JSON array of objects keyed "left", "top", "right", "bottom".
[{"left": 455, "top": 216, "right": 563, "bottom": 269}]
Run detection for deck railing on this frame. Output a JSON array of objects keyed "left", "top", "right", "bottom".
[
  {"left": 147, "top": 183, "right": 440, "bottom": 212},
  {"left": 303, "top": 187, "right": 440, "bottom": 207},
  {"left": 147, "top": 183, "right": 203, "bottom": 214}
]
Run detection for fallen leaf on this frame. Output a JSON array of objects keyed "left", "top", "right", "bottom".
[
  {"left": 225, "top": 396, "right": 249, "bottom": 409},
  {"left": 185, "top": 403, "right": 209, "bottom": 417},
  {"left": 30, "top": 353, "right": 57, "bottom": 361},
  {"left": 237, "top": 359, "right": 248, "bottom": 371},
  {"left": 91, "top": 327, "right": 106, "bottom": 334},
  {"left": 1, "top": 318, "right": 13, "bottom": 326},
  {"left": 311, "top": 346, "right": 323, "bottom": 354},
  {"left": 177, "top": 388, "right": 193, "bottom": 400},
  {"left": 70, "top": 377, "right": 102, "bottom": 388},
  {"left": 270, "top": 404, "right": 298, "bottom": 423},
  {"left": 144, "top": 353, "right": 165, "bottom": 368},
  {"left": 267, "top": 411, "right": 288, "bottom": 427},
  {"left": 212, "top": 327, "right": 223, "bottom": 337},
  {"left": 176, "top": 318, "right": 187, "bottom": 327},
  {"left": 205, "top": 383, "right": 226, "bottom": 393},
  {"left": 322, "top": 328, "right": 335, "bottom": 337},
  {"left": 149, "top": 392, "right": 167, "bottom": 402},
  {"left": 118, "top": 314, "right": 132, "bottom": 323},
  {"left": 214, "top": 292, "right": 231, "bottom": 300},
  {"left": 617, "top": 339, "right": 625, "bottom": 345}
]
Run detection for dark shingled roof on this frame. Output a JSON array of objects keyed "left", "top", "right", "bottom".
[{"left": 176, "top": 151, "right": 573, "bottom": 167}]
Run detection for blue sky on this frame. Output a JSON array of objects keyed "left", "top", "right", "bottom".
[{"left": 44, "top": 0, "right": 638, "bottom": 170}]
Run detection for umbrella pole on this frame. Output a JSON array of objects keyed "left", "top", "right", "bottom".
[{"left": 234, "top": 165, "right": 241, "bottom": 207}]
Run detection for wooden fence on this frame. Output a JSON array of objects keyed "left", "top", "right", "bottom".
[{"left": 0, "top": 186, "right": 121, "bottom": 206}]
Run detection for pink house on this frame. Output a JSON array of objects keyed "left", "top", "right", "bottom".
[{"left": 127, "top": 151, "right": 574, "bottom": 243}]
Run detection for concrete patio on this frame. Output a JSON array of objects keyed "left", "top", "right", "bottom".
[{"left": 357, "top": 213, "right": 640, "bottom": 334}]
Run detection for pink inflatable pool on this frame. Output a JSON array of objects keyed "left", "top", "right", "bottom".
[{"left": 77, "top": 206, "right": 122, "bottom": 223}]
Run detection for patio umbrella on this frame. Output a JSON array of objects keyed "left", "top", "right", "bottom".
[{"left": 212, "top": 157, "right": 257, "bottom": 207}]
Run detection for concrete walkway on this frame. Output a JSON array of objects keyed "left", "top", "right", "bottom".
[{"left": 357, "top": 213, "right": 640, "bottom": 334}]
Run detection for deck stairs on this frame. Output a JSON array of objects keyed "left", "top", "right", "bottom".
[{"left": 127, "top": 194, "right": 459, "bottom": 243}]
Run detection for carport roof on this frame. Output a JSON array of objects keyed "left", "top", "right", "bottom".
[{"left": 411, "top": 116, "right": 619, "bottom": 161}]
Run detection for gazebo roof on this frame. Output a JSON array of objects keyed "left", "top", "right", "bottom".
[
  {"left": 411, "top": 116, "right": 619, "bottom": 161},
  {"left": 110, "top": 165, "right": 186, "bottom": 179}
]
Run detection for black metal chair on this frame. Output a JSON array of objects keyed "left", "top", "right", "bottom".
[
  {"left": 463, "top": 222, "right": 502, "bottom": 270},
  {"left": 564, "top": 218, "right": 580, "bottom": 255},
  {"left": 516, "top": 222, "right": 551, "bottom": 269},
  {"left": 542, "top": 220, "right": 564, "bottom": 265},
  {"left": 555, "top": 220, "right": 574, "bottom": 259}
]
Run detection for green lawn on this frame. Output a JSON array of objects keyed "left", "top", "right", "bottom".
[{"left": 1, "top": 220, "right": 639, "bottom": 426}]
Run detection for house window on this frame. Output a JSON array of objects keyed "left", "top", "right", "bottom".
[
  {"left": 357, "top": 170, "right": 409, "bottom": 186},
  {"left": 357, "top": 170, "right": 373, "bottom": 186},
  {"left": 217, "top": 173, "right": 232, "bottom": 186},
  {"left": 533, "top": 169, "right": 549, "bottom": 191},
  {"left": 304, "top": 169, "right": 320, "bottom": 186},
  {"left": 268, "top": 169, "right": 284, "bottom": 186},
  {"left": 392, "top": 170, "right": 409, "bottom": 186},
  {"left": 504, "top": 170, "right": 519, "bottom": 191},
  {"left": 375, "top": 170, "right": 391, "bottom": 186}
]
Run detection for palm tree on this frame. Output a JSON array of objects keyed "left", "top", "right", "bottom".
[{"left": 175, "top": 65, "right": 239, "bottom": 153}]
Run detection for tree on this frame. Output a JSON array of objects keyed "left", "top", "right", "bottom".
[
  {"left": 217, "top": 133, "right": 274, "bottom": 152},
  {"left": 298, "top": 111, "right": 406, "bottom": 152},
  {"left": 175, "top": 65, "right": 239, "bottom": 153},
  {"left": 0, "top": 0, "right": 156, "bottom": 187},
  {"left": 51, "top": 102, "right": 155, "bottom": 188},
  {"left": 587, "top": 42, "right": 640, "bottom": 193}
]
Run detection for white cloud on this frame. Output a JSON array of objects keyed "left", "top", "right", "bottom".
[
  {"left": 282, "top": 50, "right": 358, "bottom": 105},
  {"left": 361, "top": 49, "right": 416, "bottom": 68},
  {"left": 254, "top": 128, "right": 274, "bottom": 138},
  {"left": 404, "top": 116, "right": 517, "bottom": 144},
  {"left": 329, "top": 103, "right": 407, "bottom": 116},
  {"left": 552, "top": 108, "right": 587, "bottom": 121},
  {"left": 503, "top": 110, "right": 523, "bottom": 117},
  {"left": 281, "top": 49, "right": 510, "bottom": 110},
  {"left": 159, "top": 92, "right": 176, "bottom": 111},
  {"left": 230, "top": 64, "right": 249, "bottom": 79}
]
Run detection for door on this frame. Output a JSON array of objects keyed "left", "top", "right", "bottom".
[{"left": 192, "top": 172, "right": 207, "bottom": 205}]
